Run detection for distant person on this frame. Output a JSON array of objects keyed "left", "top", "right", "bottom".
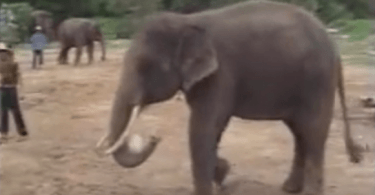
[
  {"left": 0, "top": 42, "right": 28, "bottom": 144},
  {"left": 30, "top": 26, "right": 48, "bottom": 69}
]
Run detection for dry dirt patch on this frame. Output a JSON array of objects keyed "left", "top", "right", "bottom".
[{"left": 0, "top": 46, "right": 374, "bottom": 195}]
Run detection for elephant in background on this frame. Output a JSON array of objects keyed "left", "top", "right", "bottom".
[
  {"left": 56, "top": 18, "right": 106, "bottom": 66},
  {"left": 30, "top": 10, "right": 54, "bottom": 41},
  {"left": 96, "top": 1, "right": 364, "bottom": 195}
]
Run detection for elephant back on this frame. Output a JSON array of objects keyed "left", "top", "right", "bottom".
[{"left": 57, "top": 18, "right": 102, "bottom": 45}]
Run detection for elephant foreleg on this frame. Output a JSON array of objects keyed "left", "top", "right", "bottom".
[
  {"left": 74, "top": 47, "right": 83, "bottom": 66},
  {"left": 58, "top": 46, "right": 69, "bottom": 65},
  {"left": 189, "top": 117, "right": 217, "bottom": 195},
  {"left": 58, "top": 48, "right": 64, "bottom": 64},
  {"left": 87, "top": 43, "right": 94, "bottom": 65},
  {"left": 188, "top": 99, "right": 231, "bottom": 195},
  {"left": 213, "top": 127, "right": 230, "bottom": 187}
]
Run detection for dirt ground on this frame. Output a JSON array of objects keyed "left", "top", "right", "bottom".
[{"left": 1, "top": 42, "right": 374, "bottom": 195}]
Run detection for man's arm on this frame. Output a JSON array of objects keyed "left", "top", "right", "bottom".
[{"left": 13, "top": 62, "right": 22, "bottom": 88}]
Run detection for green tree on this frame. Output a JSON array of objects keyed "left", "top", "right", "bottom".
[
  {"left": 338, "top": 0, "right": 369, "bottom": 19},
  {"left": 161, "top": 0, "right": 174, "bottom": 10},
  {"left": 1, "top": 3, "right": 33, "bottom": 45},
  {"left": 107, "top": 0, "right": 161, "bottom": 38}
]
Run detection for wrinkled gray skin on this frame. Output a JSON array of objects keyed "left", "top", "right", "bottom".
[
  {"left": 57, "top": 18, "right": 106, "bottom": 66},
  {"left": 30, "top": 10, "right": 54, "bottom": 41},
  {"left": 97, "top": 2, "right": 364, "bottom": 195}
]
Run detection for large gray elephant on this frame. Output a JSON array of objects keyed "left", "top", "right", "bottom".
[
  {"left": 30, "top": 10, "right": 54, "bottom": 41},
  {"left": 96, "top": 1, "right": 364, "bottom": 195},
  {"left": 56, "top": 18, "right": 106, "bottom": 66}
]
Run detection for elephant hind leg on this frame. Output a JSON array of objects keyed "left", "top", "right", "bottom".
[
  {"left": 302, "top": 116, "right": 331, "bottom": 195},
  {"left": 282, "top": 119, "right": 306, "bottom": 193},
  {"left": 74, "top": 47, "right": 83, "bottom": 66},
  {"left": 87, "top": 43, "right": 94, "bottom": 65},
  {"left": 58, "top": 46, "right": 70, "bottom": 65},
  {"left": 283, "top": 106, "right": 333, "bottom": 195}
]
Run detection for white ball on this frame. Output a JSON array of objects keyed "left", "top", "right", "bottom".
[{"left": 128, "top": 134, "right": 144, "bottom": 153}]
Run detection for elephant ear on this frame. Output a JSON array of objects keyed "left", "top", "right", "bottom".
[{"left": 176, "top": 25, "right": 219, "bottom": 92}]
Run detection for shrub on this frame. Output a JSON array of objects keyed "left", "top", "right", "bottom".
[{"left": 0, "top": 3, "right": 33, "bottom": 45}]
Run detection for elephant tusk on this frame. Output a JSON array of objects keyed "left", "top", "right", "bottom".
[
  {"left": 105, "top": 105, "right": 141, "bottom": 155},
  {"left": 96, "top": 133, "right": 109, "bottom": 149}
]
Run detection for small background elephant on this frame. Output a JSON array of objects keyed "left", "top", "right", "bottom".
[
  {"left": 56, "top": 18, "right": 106, "bottom": 65},
  {"left": 30, "top": 10, "right": 55, "bottom": 41}
]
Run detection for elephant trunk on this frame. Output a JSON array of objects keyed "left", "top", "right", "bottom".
[{"left": 96, "top": 87, "right": 161, "bottom": 168}]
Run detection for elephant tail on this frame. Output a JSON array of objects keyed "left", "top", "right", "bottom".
[{"left": 337, "top": 57, "right": 364, "bottom": 163}]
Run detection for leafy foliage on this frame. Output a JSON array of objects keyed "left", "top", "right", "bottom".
[
  {"left": 333, "top": 19, "right": 371, "bottom": 42},
  {"left": 109, "top": 0, "right": 162, "bottom": 39},
  {"left": 0, "top": 3, "right": 33, "bottom": 45},
  {"left": 0, "top": 0, "right": 370, "bottom": 20},
  {"left": 1, "top": 0, "right": 372, "bottom": 42},
  {"left": 95, "top": 17, "right": 123, "bottom": 40},
  {"left": 274, "top": 0, "right": 357, "bottom": 23}
]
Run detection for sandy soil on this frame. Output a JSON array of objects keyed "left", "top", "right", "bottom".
[{"left": 1, "top": 43, "right": 374, "bottom": 195}]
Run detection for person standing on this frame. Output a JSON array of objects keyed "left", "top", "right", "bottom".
[
  {"left": 0, "top": 42, "right": 28, "bottom": 143},
  {"left": 30, "top": 26, "right": 48, "bottom": 69}
]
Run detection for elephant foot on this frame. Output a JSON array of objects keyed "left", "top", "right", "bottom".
[
  {"left": 101, "top": 56, "right": 105, "bottom": 61},
  {"left": 300, "top": 184, "right": 323, "bottom": 195},
  {"left": 214, "top": 158, "right": 230, "bottom": 186},
  {"left": 282, "top": 177, "right": 303, "bottom": 194},
  {"left": 0, "top": 133, "right": 9, "bottom": 144},
  {"left": 301, "top": 191, "right": 323, "bottom": 195},
  {"left": 58, "top": 61, "right": 68, "bottom": 65}
]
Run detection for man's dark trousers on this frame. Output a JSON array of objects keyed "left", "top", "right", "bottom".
[
  {"left": 0, "top": 86, "right": 28, "bottom": 136},
  {"left": 32, "top": 50, "right": 43, "bottom": 69}
]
